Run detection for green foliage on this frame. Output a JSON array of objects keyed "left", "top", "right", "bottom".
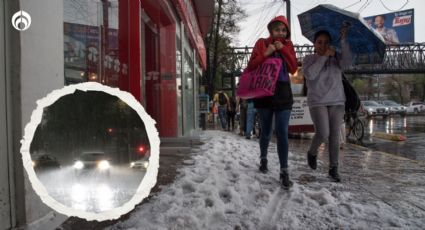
[
  {"left": 206, "top": 0, "right": 246, "bottom": 96},
  {"left": 352, "top": 78, "right": 367, "bottom": 96}
]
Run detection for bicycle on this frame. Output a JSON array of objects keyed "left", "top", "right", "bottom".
[{"left": 344, "top": 111, "right": 364, "bottom": 142}]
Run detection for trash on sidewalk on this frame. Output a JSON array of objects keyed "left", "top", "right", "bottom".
[{"left": 372, "top": 132, "right": 407, "bottom": 141}]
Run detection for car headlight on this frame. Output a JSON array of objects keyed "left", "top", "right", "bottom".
[
  {"left": 32, "top": 161, "right": 35, "bottom": 167},
  {"left": 74, "top": 161, "right": 84, "bottom": 169},
  {"left": 143, "top": 161, "right": 149, "bottom": 169},
  {"left": 98, "top": 160, "right": 110, "bottom": 170},
  {"left": 385, "top": 108, "right": 389, "bottom": 111},
  {"left": 130, "top": 162, "right": 135, "bottom": 168}
]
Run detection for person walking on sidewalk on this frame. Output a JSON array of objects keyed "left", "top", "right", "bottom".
[
  {"left": 213, "top": 90, "right": 230, "bottom": 130},
  {"left": 237, "top": 97, "right": 247, "bottom": 136},
  {"left": 245, "top": 99, "right": 256, "bottom": 139},
  {"left": 247, "top": 15, "right": 298, "bottom": 188},
  {"left": 227, "top": 96, "right": 237, "bottom": 131},
  {"left": 302, "top": 29, "right": 352, "bottom": 182}
]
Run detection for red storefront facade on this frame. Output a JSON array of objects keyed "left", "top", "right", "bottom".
[{"left": 64, "top": 0, "right": 213, "bottom": 138}]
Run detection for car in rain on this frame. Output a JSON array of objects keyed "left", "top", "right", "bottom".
[
  {"left": 130, "top": 145, "right": 150, "bottom": 171},
  {"left": 73, "top": 151, "right": 111, "bottom": 177},
  {"left": 130, "top": 158, "right": 149, "bottom": 171},
  {"left": 406, "top": 101, "right": 425, "bottom": 114},
  {"left": 377, "top": 100, "right": 407, "bottom": 116},
  {"left": 32, "top": 154, "right": 61, "bottom": 170},
  {"left": 361, "top": 100, "right": 389, "bottom": 118}
]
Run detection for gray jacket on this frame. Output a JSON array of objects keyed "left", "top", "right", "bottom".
[{"left": 302, "top": 39, "right": 353, "bottom": 107}]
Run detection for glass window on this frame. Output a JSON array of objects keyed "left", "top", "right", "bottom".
[
  {"left": 184, "top": 48, "right": 194, "bottom": 134},
  {"left": 64, "top": 0, "right": 128, "bottom": 87}
]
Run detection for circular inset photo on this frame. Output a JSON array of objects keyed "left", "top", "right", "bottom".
[{"left": 20, "top": 82, "right": 160, "bottom": 221}]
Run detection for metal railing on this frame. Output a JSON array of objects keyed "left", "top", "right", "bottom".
[{"left": 223, "top": 43, "right": 425, "bottom": 74}]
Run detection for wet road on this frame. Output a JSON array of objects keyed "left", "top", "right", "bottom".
[
  {"left": 36, "top": 165, "right": 146, "bottom": 213},
  {"left": 361, "top": 115, "right": 425, "bottom": 161}
]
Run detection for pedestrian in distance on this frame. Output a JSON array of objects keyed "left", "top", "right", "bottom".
[
  {"left": 213, "top": 90, "right": 230, "bottom": 130},
  {"left": 245, "top": 99, "right": 256, "bottom": 139},
  {"left": 302, "top": 27, "right": 353, "bottom": 182},
  {"left": 246, "top": 15, "right": 298, "bottom": 189},
  {"left": 227, "top": 96, "right": 237, "bottom": 131},
  {"left": 237, "top": 97, "right": 247, "bottom": 136},
  {"left": 212, "top": 102, "right": 218, "bottom": 128}
]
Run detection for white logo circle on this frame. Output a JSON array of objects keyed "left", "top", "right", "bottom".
[{"left": 12, "top": 10, "right": 31, "bottom": 31}]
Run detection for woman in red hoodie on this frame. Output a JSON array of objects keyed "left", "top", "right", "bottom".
[{"left": 246, "top": 15, "right": 297, "bottom": 189}]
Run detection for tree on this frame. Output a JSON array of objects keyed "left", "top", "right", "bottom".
[
  {"left": 205, "top": 0, "right": 246, "bottom": 97},
  {"left": 410, "top": 74, "right": 425, "bottom": 101},
  {"left": 351, "top": 78, "right": 367, "bottom": 99},
  {"left": 383, "top": 74, "right": 413, "bottom": 104}
]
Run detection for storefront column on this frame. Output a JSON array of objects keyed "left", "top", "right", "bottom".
[
  {"left": 180, "top": 23, "right": 187, "bottom": 136},
  {"left": 192, "top": 48, "right": 198, "bottom": 132},
  {"left": 2, "top": 0, "right": 27, "bottom": 228},
  {"left": 119, "top": 0, "right": 141, "bottom": 101}
]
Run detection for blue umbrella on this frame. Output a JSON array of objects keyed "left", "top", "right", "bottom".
[{"left": 298, "top": 4, "right": 386, "bottom": 65}]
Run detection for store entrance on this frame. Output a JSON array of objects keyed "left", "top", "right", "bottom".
[{"left": 143, "top": 24, "right": 160, "bottom": 123}]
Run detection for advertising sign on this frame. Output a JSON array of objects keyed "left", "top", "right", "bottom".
[
  {"left": 289, "top": 97, "right": 314, "bottom": 133},
  {"left": 64, "top": 22, "right": 123, "bottom": 85},
  {"left": 288, "top": 68, "right": 314, "bottom": 133},
  {"left": 364, "top": 9, "right": 414, "bottom": 44},
  {"left": 199, "top": 94, "right": 210, "bottom": 113}
]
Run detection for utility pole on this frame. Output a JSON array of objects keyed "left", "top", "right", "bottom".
[{"left": 284, "top": 0, "right": 290, "bottom": 29}]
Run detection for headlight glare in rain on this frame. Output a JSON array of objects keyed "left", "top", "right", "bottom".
[
  {"left": 143, "top": 162, "right": 149, "bottom": 168},
  {"left": 130, "top": 162, "right": 135, "bottom": 168},
  {"left": 74, "top": 161, "right": 84, "bottom": 169},
  {"left": 98, "top": 160, "right": 110, "bottom": 170}
]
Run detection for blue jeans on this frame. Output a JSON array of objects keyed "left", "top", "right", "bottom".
[
  {"left": 257, "top": 108, "right": 291, "bottom": 170},
  {"left": 245, "top": 103, "right": 256, "bottom": 137},
  {"left": 218, "top": 106, "right": 227, "bottom": 129}
]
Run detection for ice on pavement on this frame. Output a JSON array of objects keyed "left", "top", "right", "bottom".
[{"left": 109, "top": 130, "right": 424, "bottom": 229}]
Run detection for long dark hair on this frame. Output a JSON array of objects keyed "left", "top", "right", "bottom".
[{"left": 313, "top": 30, "right": 332, "bottom": 43}]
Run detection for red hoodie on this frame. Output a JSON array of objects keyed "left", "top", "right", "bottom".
[{"left": 247, "top": 16, "right": 297, "bottom": 74}]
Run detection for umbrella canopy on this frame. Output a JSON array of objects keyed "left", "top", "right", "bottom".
[{"left": 298, "top": 4, "right": 386, "bottom": 65}]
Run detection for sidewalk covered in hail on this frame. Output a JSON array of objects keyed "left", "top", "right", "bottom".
[{"left": 108, "top": 130, "right": 425, "bottom": 229}]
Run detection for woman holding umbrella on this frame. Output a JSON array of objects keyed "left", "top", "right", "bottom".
[{"left": 302, "top": 27, "right": 352, "bottom": 182}]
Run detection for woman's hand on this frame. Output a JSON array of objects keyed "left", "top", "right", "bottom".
[
  {"left": 324, "top": 47, "right": 336, "bottom": 57},
  {"left": 340, "top": 26, "right": 349, "bottom": 39},
  {"left": 264, "top": 44, "right": 276, "bottom": 57},
  {"left": 274, "top": 41, "right": 284, "bottom": 50}
]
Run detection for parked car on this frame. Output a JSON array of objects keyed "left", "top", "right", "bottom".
[
  {"left": 361, "top": 100, "right": 389, "bottom": 118},
  {"left": 377, "top": 100, "right": 407, "bottom": 116},
  {"left": 73, "top": 151, "right": 111, "bottom": 177},
  {"left": 406, "top": 101, "right": 425, "bottom": 114},
  {"left": 32, "top": 154, "right": 61, "bottom": 170}
]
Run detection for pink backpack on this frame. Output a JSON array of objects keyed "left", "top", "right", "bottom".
[{"left": 236, "top": 57, "right": 282, "bottom": 99}]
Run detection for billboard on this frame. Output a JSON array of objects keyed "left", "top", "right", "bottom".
[{"left": 364, "top": 9, "right": 414, "bottom": 44}]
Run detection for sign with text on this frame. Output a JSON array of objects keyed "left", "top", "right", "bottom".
[
  {"left": 236, "top": 58, "right": 282, "bottom": 99},
  {"left": 289, "top": 97, "right": 314, "bottom": 133}
]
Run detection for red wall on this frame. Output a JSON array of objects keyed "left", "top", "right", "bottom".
[
  {"left": 118, "top": 0, "right": 141, "bottom": 102},
  {"left": 142, "top": 0, "right": 178, "bottom": 137}
]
